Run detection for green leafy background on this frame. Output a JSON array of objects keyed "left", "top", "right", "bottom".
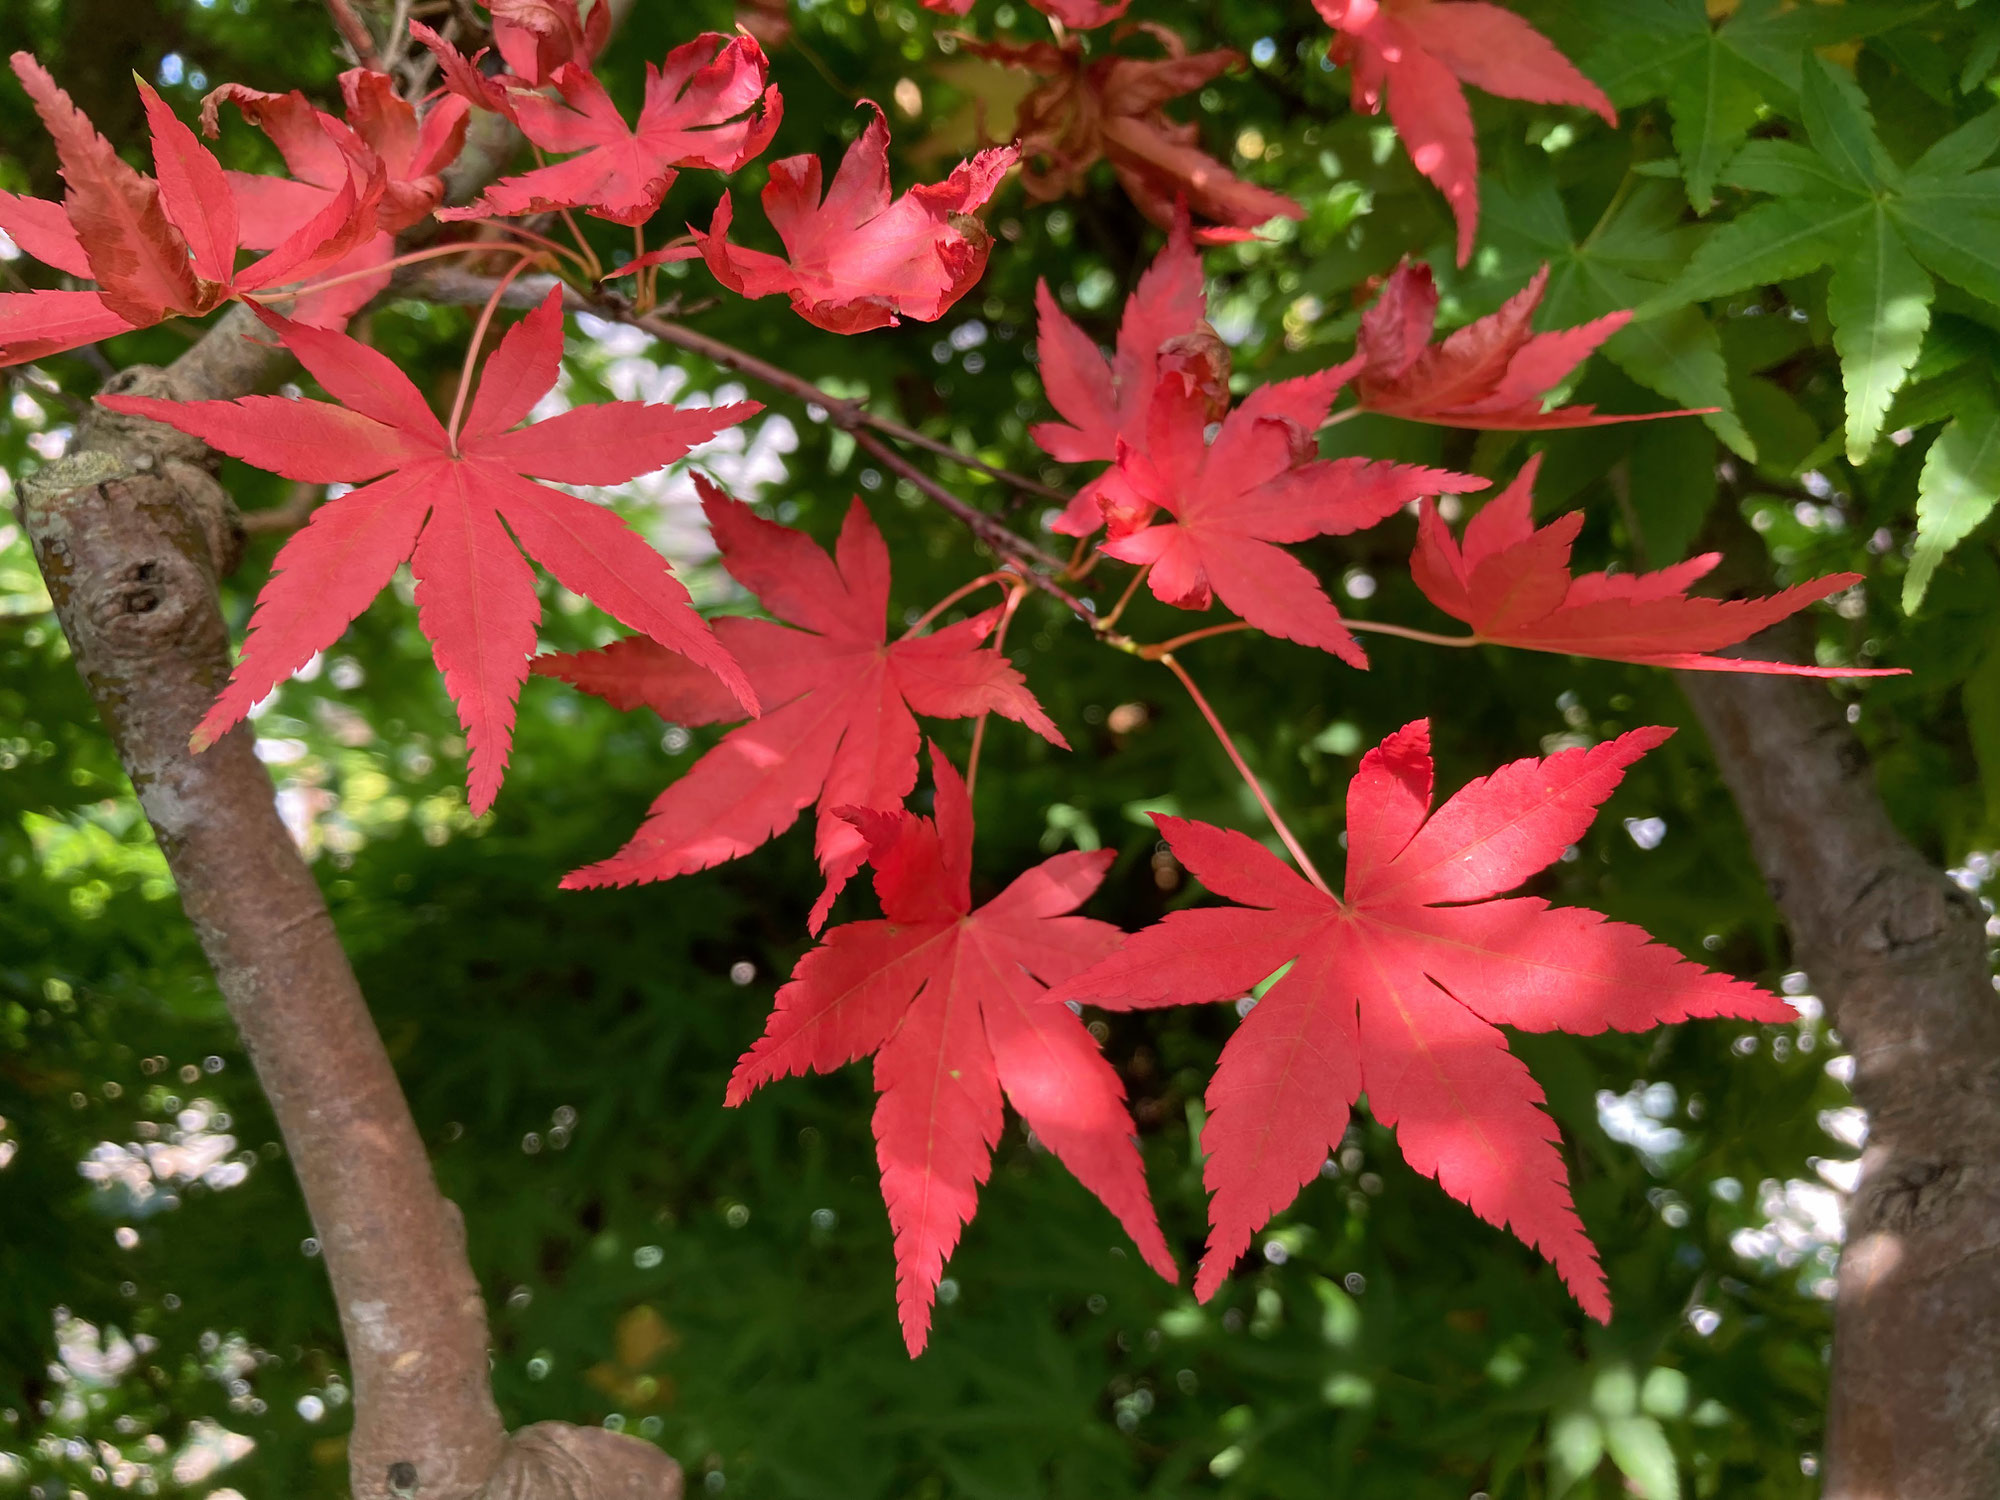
[{"left": 2, "top": 0, "right": 1994, "bottom": 1496}]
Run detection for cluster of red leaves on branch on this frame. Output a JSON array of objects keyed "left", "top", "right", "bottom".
[
  {"left": 6, "top": 1, "right": 1902, "bottom": 1357},
  {"left": 0, "top": 53, "right": 389, "bottom": 357},
  {"left": 204, "top": 72, "right": 469, "bottom": 326},
  {"left": 420, "top": 26, "right": 781, "bottom": 225},
  {"left": 966, "top": 24, "right": 1303, "bottom": 244}
]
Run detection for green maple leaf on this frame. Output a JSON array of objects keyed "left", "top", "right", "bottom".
[
  {"left": 1647, "top": 56, "right": 2000, "bottom": 474},
  {"left": 1585, "top": 0, "right": 1916, "bottom": 213},
  {"left": 1908, "top": 394, "right": 2000, "bottom": 612},
  {"left": 1483, "top": 162, "right": 1753, "bottom": 459}
]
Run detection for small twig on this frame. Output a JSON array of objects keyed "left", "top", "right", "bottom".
[
  {"left": 412, "top": 269, "right": 1074, "bottom": 504},
  {"left": 1344, "top": 618, "right": 1478, "bottom": 649},
  {"left": 242, "top": 481, "right": 324, "bottom": 536},
  {"left": 382, "top": 0, "right": 414, "bottom": 71},
  {"left": 1140, "top": 620, "right": 1255, "bottom": 659},
  {"left": 323, "top": 0, "right": 384, "bottom": 68},
  {"left": 1160, "top": 653, "right": 1333, "bottom": 896},
  {"left": 856, "top": 428, "right": 1080, "bottom": 592},
  {"left": 880, "top": 420, "right": 1072, "bottom": 506},
  {"left": 966, "top": 581, "right": 1029, "bottom": 801},
  {"left": 6, "top": 369, "right": 90, "bottom": 421},
  {"left": 899, "top": 571, "right": 1017, "bottom": 640},
  {"left": 1097, "top": 564, "right": 1149, "bottom": 633},
  {"left": 262, "top": 241, "right": 559, "bottom": 308}
]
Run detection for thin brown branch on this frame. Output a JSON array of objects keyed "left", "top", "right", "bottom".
[
  {"left": 411, "top": 268, "right": 1070, "bottom": 504},
  {"left": 242, "top": 480, "right": 324, "bottom": 536},
  {"left": 875, "top": 415, "right": 1074, "bottom": 505},
  {"left": 616, "top": 300, "right": 1072, "bottom": 504},
  {"left": 412, "top": 270, "right": 1098, "bottom": 610},
  {"left": 1161, "top": 653, "right": 1333, "bottom": 895},
  {"left": 324, "top": 0, "right": 384, "bottom": 68},
  {"left": 852, "top": 430, "right": 1074, "bottom": 582}
]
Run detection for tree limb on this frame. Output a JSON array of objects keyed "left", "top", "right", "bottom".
[
  {"left": 12, "top": 3, "right": 683, "bottom": 1492},
  {"left": 23, "top": 389, "right": 508, "bottom": 1498},
  {"left": 241, "top": 479, "right": 324, "bottom": 534},
  {"left": 1681, "top": 647, "right": 2000, "bottom": 1500},
  {"left": 24, "top": 379, "right": 689, "bottom": 1500},
  {"left": 324, "top": 0, "right": 385, "bottom": 68}
]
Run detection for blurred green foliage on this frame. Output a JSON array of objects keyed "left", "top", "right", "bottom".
[{"left": 3, "top": 0, "right": 1997, "bottom": 1496}]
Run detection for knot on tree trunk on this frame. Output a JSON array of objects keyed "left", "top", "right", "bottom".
[
  {"left": 476, "top": 1424, "right": 685, "bottom": 1500},
  {"left": 18, "top": 443, "right": 241, "bottom": 779},
  {"left": 1838, "top": 853, "right": 1986, "bottom": 965},
  {"left": 42, "top": 363, "right": 249, "bottom": 581}
]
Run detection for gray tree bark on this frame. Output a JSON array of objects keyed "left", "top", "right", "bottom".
[
  {"left": 14, "top": 2, "right": 679, "bottom": 1492},
  {"left": 1683, "top": 658, "right": 2000, "bottom": 1500},
  {"left": 22, "top": 365, "right": 684, "bottom": 1500}
]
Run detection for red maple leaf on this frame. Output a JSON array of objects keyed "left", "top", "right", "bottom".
[
  {"left": 968, "top": 27, "right": 1301, "bottom": 245},
  {"left": 1032, "top": 212, "right": 1219, "bottom": 536},
  {"left": 428, "top": 32, "right": 781, "bottom": 226},
  {"left": 1, "top": 54, "right": 382, "bottom": 364},
  {"left": 97, "top": 289, "right": 759, "bottom": 812},
  {"left": 536, "top": 478, "right": 1065, "bottom": 929},
  {"left": 924, "top": 0, "right": 1133, "bottom": 27},
  {"left": 1100, "top": 371, "right": 1485, "bottom": 665},
  {"left": 1353, "top": 261, "right": 1709, "bottom": 429},
  {"left": 688, "top": 105, "right": 1017, "bottom": 333},
  {"left": 1315, "top": 0, "right": 1613, "bottom": 265},
  {"left": 1048, "top": 720, "right": 1792, "bottom": 1311},
  {"left": 485, "top": 0, "right": 610, "bottom": 86},
  {"left": 204, "top": 70, "right": 470, "bottom": 327},
  {"left": 730, "top": 743, "right": 1176, "bottom": 1354},
  {"left": 1410, "top": 455, "right": 1905, "bottom": 677}
]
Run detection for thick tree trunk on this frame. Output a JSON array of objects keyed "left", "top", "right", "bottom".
[
  {"left": 10, "top": 2, "right": 683, "bottom": 1489},
  {"left": 1683, "top": 663, "right": 2000, "bottom": 1499},
  {"left": 20, "top": 366, "right": 684, "bottom": 1499},
  {"left": 14, "top": 4, "right": 675, "bottom": 1486}
]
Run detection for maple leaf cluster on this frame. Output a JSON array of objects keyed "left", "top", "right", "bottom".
[
  {"left": 3, "top": 0, "right": 1905, "bottom": 1360},
  {"left": 967, "top": 25, "right": 1303, "bottom": 245},
  {"left": 8, "top": 0, "right": 1025, "bottom": 807},
  {"left": 1, "top": 53, "right": 388, "bottom": 359}
]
